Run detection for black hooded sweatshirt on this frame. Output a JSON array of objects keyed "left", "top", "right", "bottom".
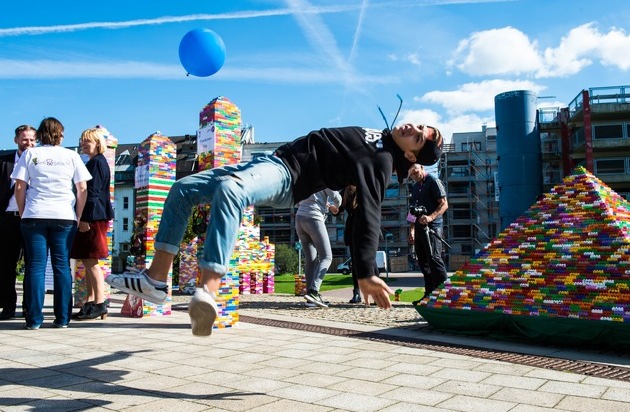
[{"left": 275, "top": 126, "right": 440, "bottom": 279}]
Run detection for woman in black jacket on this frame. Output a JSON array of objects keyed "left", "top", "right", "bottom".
[{"left": 71, "top": 126, "right": 114, "bottom": 321}]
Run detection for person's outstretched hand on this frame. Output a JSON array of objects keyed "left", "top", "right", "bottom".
[{"left": 358, "top": 276, "right": 394, "bottom": 309}]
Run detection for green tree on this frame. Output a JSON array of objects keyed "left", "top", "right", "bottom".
[{"left": 275, "top": 243, "right": 299, "bottom": 274}]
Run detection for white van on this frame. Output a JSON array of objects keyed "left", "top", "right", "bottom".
[{"left": 337, "top": 252, "right": 387, "bottom": 274}]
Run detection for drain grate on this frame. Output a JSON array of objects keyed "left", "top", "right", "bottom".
[{"left": 240, "top": 315, "right": 630, "bottom": 383}]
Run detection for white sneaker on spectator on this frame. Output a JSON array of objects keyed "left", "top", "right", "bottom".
[
  {"left": 189, "top": 286, "right": 219, "bottom": 337},
  {"left": 105, "top": 268, "right": 168, "bottom": 304}
]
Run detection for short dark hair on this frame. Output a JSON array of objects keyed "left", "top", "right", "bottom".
[
  {"left": 37, "top": 117, "right": 64, "bottom": 146},
  {"left": 14, "top": 124, "right": 36, "bottom": 138}
]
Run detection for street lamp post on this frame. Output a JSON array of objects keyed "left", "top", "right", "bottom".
[{"left": 383, "top": 231, "right": 394, "bottom": 281}]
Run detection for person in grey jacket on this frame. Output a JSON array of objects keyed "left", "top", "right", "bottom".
[{"left": 295, "top": 189, "right": 341, "bottom": 308}]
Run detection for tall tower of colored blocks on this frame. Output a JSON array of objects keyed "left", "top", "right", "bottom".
[
  {"left": 193, "top": 96, "right": 275, "bottom": 329},
  {"left": 123, "top": 132, "right": 176, "bottom": 317}
]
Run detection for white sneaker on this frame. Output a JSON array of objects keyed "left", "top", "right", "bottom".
[
  {"left": 105, "top": 268, "right": 168, "bottom": 304},
  {"left": 189, "top": 286, "right": 219, "bottom": 337}
]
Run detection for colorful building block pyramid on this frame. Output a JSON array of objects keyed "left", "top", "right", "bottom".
[{"left": 416, "top": 166, "right": 630, "bottom": 349}]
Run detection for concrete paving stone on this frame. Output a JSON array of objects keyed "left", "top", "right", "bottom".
[
  {"left": 381, "top": 373, "right": 446, "bottom": 389},
  {"left": 283, "top": 371, "right": 349, "bottom": 388},
  {"left": 429, "top": 367, "right": 492, "bottom": 383},
  {"left": 538, "top": 379, "right": 608, "bottom": 397},
  {"left": 481, "top": 373, "right": 547, "bottom": 390},
  {"left": 336, "top": 366, "right": 399, "bottom": 382},
  {"left": 0, "top": 386, "right": 57, "bottom": 406},
  {"left": 120, "top": 397, "right": 210, "bottom": 412},
  {"left": 256, "top": 356, "right": 306, "bottom": 370},
  {"left": 602, "top": 386, "right": 630, "bottom": 402},
  {"left": 188, "top": 370, "right": 248, "bottom": 386},
  {"left": 489, "top": 387, "right": 564, "bottom": 408},
  {"left": 268, "top": 384, "right": 341, "bottom": 403},
  {"left": 582, "top": 375, "right": 630, "bottom": 389},
  {"left": 309, "top": 352, "right": 364, "bottom": 364},
  {"left": 243, "top": 365, "right": 303, "bottom": 381},
  {"left": 318, "top": 345, "right": 365, "bottom": 356},
  {"left": 428, "top": 356, "right": 487, "bottom": 370},
  {"left": 219, "top": 376, "right": 293, "bottom": 393},
  {"left": 383, "top": 361, "right": 444, "bottom": 376},
  {"left": 315, "top": 391, "right": 397, "bottom": 412},
  {"left": 2, "top": 395, "right": 98, "bottom": 411},
  {"left": 48, "top": 380, "right": 126, "bottom": 399},
  {"left": 379, "top": 402, "right": 454, "bottom": 412},
  {"left": 177, "top": 390, "right": 281, "bottom": 412},
  {"left": 555, "top": 395, "right": 630, "bottom": 412},
  {"left": 432, "top": 379, "right": 502, "bottom": 398},
  {"left": 246, "top": 398, "right": 333, "bottom": 412},
  {"left": 524, "top": 368, "right": 587, "bottom": 382},
  {"left": 380, "top": 386, "right": 454, "bottom": 406},
  {"left": 19, "top": 372, "right": 93, "bottom": 390},
  {"left": 341, "top": 357, "right": 399, "bottom": 370},
  {"left": 508, "top": 405, "right": 559, "bottom": 412},
  {"left": 328, "top": 378, "right": 399, "bottom": 396},
  {"left": 436, "top": 394, "right": 517, "bottom": 412},
  {"left": 385, "top": 352, "right": 445, "bottom": 365},
  {"left": 296, "top": 361, "right": 355, "bottom": 375},
  {"left": 222, "top": 352, "right": 277, "bottom": 364},
  {"left": 153, "top": 364, "right": 212, "bottom": 379},
  {"left": 204, "top": 359, "right": 268, "bottom": 374},
  {"left": 472, "top": 360, "right": 537, "bottom": 376}
]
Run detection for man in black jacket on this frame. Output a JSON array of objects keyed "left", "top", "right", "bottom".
[
  {"left": 408, "top": 163, "right": 448, "bottom": 303},
  {"left": 107, "top": 123, "right": 443, "bottom": 336},
  {"left": 0, "top": 125, "right": 36, "bottom": 320}
]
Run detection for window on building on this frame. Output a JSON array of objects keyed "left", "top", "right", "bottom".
[
  {"left": 123, "top": 217, "right": 129, "bottom": 231},
  {"left": 448, "top": 181, "right": 470, "bottom": 195},
  {"left": 593, "top": 124, "right": 623, "bottom": 140},
  {"left": 121, "top": 243, "right": 130, "bottom": 252},
  {"left": 594, "top": 158, "right": 626, "bottom": 174},
  {"left": 452, "top": 204, "right": 471, "bottom": 220},
  {"left": 461, "top": 244, "right": 473, "bottom": 254},
  {"left": 123, "top": 196, "right": 129, "bottom": 210},
  {"left": 461, "top": 141, "right": 481, "bottom": 151},
  {"left": 452, "top": 225, "right": 472, "bottom": 238}
]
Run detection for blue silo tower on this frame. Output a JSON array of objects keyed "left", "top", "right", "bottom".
[{"left": 494, "top": 90, "right": 542, "bottom": 230}]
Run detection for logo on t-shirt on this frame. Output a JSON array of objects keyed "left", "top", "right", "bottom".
[{"left": 362, "top": 128, "right": 383, "bottom": 149}]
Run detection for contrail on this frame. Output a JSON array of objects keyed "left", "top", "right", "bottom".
[{"left": 0, "top": 0, "right": 515, "bottom": 37}]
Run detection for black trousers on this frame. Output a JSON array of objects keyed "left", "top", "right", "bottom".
[
  {"left": 414, "top": 224, "right": 448, "bottom": 295},
  {"left": 0, "top": 213, "right": 24, "bottom": 311}
]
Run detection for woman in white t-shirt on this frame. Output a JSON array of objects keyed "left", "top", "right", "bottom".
[{"left": 11, "top": 117, "right": 92, "bottom": 330}]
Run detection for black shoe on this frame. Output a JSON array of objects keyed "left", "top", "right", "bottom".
[
  {"left": 304, "top": 290, "right": 328, "bottom": 308},
  {"left": 72, "top": 302, "right": 94, "bottom": 320},
  {"left": 349, "top": 291, "right": 361, "bottom": 304},
  {"left": 0, "top": 309, "right": 15, "bottom": 320},
  {"left": 76, "top": 302, "right": 108, "bottom": 321}
]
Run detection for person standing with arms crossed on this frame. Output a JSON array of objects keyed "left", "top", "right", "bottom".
[
  {"left": 71, "top": 126, "right": 114, "bottom": 321},
  {"left": 408, "top": 163, "right": 448, "bottom": 304},
  {"left": 0, "top": 125, "right": 36, "bottom": 320},
  {"left": 295, "top": 188, "right": 341, "bottom": 308}
]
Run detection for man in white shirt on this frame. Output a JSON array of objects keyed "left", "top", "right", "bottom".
[{"left": 0, "top": 125, "right": 35, "bottom": 320}]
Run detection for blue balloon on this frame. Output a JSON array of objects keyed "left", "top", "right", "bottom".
[{"left": 178, "top": 28, "right": 226, "bottom": 77}]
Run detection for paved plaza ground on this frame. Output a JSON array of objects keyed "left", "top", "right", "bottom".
[{"left": 0, "top": 277, "right": 629, "bottom": 411}]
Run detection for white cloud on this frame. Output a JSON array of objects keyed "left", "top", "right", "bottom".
[
  {"left": 417, "top": 79, "right": 546, "bottom": 113},
  {"left": 451, "top": 26, "right": 542, "bottom": 76},
  {"left": 395, "top": 108, "right": 493, "bottom": 145},
  {"left": 452, "top": 23, "right": 630, "bottom": 79}
]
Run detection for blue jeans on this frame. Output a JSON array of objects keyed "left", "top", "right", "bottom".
[
  {"left": 155, "top": 155, "right": 293, "bottom": 275},
  {"left": 295, "top": 215, "right": 333, "bottom": 292},
  {"left": 21, "top": 219, "right": 77, "bottom": 327}
]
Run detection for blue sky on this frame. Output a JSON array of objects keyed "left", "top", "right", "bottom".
[{"left": 1, "top": 0, "right": 629, "bottom": 149}]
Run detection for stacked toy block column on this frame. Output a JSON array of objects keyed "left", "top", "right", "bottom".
[
  {"left": 191, "top": 96, "right": 275, "bottom": 330},
  {"left": 122, "top": 132, "right": 176, "bottom": 317},
  {"left": 73, "top": 126, "right": 117, "bottom": 307}
]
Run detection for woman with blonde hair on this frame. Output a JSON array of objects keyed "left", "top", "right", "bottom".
[{"left": 71, "top": 126, "right": 114, "bottom": 321}]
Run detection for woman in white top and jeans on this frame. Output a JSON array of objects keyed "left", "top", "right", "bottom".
[{"left": 12, "top": 117, "right": 91, "bottom": 329}]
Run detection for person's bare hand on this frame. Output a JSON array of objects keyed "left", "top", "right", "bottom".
[{"left": 358, "top": 276, "right": 394, "bottom": 309}]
